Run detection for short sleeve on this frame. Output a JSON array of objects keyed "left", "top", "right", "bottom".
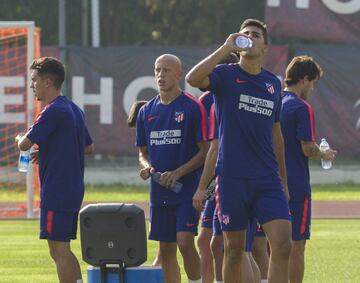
[
  {"left": 136, "top": 107, "right": 147, "bottom": 147},
  {"left": 27, "top": 107, "right": 59, "bottom": 145},
  {"left": 208, "top": 65, "right": 226, "bottom": 95},
  {"left": 296, "top": 104, "right": 315, "bottom": 142},
  {"left": 84, "top": 125, "right": 93, "bottom": 146},
  {"left": 191, "top": 101, "right": 208, "bottom": 143}
]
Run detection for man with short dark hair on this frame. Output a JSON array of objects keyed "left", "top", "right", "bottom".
[
  {"left": 16, "top": 57, "right": 94, "bottom": 283},
  {"left": 186, "top": 19, "right": 292, "bottom": 283},
  {"left": 281, "top": 55, "right": 337, "bottom": 283}
]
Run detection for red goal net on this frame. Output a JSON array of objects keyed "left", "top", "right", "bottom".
[{"left": 0, "top": 23, "right": 41, "bottom": 218}]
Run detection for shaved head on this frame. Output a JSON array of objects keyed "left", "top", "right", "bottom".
[
  {"left": 154, "top": 53, "right": 183, "bottom": 95},
  {"left": 155, "top": 54, "right": 182, "bottom": 72}
]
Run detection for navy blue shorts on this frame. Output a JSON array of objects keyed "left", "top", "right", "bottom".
[
  {"left": 201, "top": 199, "right": 216, "bottom": 229},
  {"left": 217, "top": 175, "right": 291, "bottom": 231},
  {"left": 213, "top": 207, "right": 256, "bottom": 252},
  {"left": 40, "top": 209, "right": 79, "bottom": 242},
  {"left": 289, "top": 197, "right": 311, "bottom": 241},
  {"left": 149, "top": 201, "right": 199, "bottom": 242}
]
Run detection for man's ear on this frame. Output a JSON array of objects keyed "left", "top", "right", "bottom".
[
  {"left": 263, "top": 45, "right": 268, "bottom": 54},
  {"left": 44, "top": 77, "right": 52, "bottom": 88},
  {"left": 303, "top": 75, "right": 310, "bottom": 83}
]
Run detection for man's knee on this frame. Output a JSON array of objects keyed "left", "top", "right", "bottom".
[
  {"left": 291, "top": 240, "right": 306, "bottom": 256},
  {"left": 272, "top": 237, "right": 292, "bottom": 258},
  {"left": 177, "top": 233, "right": 196, "bottom": 254},
  {"left": 210, "top": 237, "right": 223, "bottom": 257},
  {"left": 48, "top": 244, "right": 67, "bottom": 261},
  {"left": 197, "top": 230, "right": 211, "bottom": 250}
]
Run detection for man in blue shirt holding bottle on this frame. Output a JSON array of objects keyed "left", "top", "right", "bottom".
[
  {"left": 136, "top": 54, "right": 208, "bottom": 283},
  {"left": 281, "top": 55, "right": 337, "bottom": 283},
  {"left": 186, "top": 19, "right": 291, "bottom": 283},
  {"left": 16, "top": 57, "right": 94, "bottom": 283}
]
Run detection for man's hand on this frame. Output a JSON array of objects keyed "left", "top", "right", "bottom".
[
  {"left": 192, "top": 187, "right": 206, "bottom": 212},
  {"left": 15, "top": 133, "right": 24, "bottom": 144},
  {"left": 224, "top": 32, "right": 251, "bottom": 53},
  {"left": 30, "top": 150, "right": 39, "bottom": 164},
  {"left": 139, "top": 166, "right": 153, "bottom": 180},
  {"left": 321, "top": 148, "right": 337, "bottom": 161},
  {"left": 160, "top": 169, "right": 182, "bottom": 188}
]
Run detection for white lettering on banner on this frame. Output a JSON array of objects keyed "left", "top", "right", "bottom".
[
  {"left": 267, "top": 0, "right": 360, "bottom": 14},
  {"left": 0, "top": 76, "right": 25, "bottom": 124},
  {"left": 150, "top": 129, "right": 182, "bottom": 146},
  {"left": 239, "top": 94, "right": 274, "bottom": 116},
  {"left": 123, "top": 76, "right": 156, "bottom": 116},
  {"left": 322, "top": 0, "right": 360, "bottom": 15},
  {"left": 72, "top": 76, "right": 113, "bottom": 124},
  {"left": 267, "top": 0, "right": 309, "bottom": 8},
  {"left": 354, "top": 99, "right": 360, "bottom": 130}
]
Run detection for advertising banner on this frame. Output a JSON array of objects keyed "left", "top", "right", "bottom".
[{"left": 265, "top": 0, "right": 360, "bottom": 44}]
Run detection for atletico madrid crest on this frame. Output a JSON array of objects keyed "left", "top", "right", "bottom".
[
  {"left": 265, "top": 82, "right": 275, "bottom": 94},
  {"left": 175, "top": 111, "right": 184, "bottom": 123},
  {"left": 222, "top": 214, "right": 230, "bottom": 225}
]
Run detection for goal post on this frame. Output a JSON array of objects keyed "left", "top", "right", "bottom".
[{"left": 0, "top": 21, "right": 40, "bottom": 218}]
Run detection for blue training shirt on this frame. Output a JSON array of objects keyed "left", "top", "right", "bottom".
[
  {"left": 281, "top": 91, "right": 314, "bottom": 200},
  {"left": 199, "top": 91, "right": 217, "bottom": 141},
  {"left": 136, "top": 92, "right": 207, "bottom": 206},
  {"left": 27, "top": 96, "right": 92, "bottom": 211},
  {"left": 199, "top": 91, "right": 214, "bottom": 116},
  {"left": 208, "top": 63, "right": 282, "bottom": 178}
]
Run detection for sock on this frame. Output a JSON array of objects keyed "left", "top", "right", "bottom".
[
  {"left": 216, "top": 281, "right": 224, "bottom": 283},
  {"left": 261, "top": 280, "right": 268, "bottom": 283},
  {"left": 188, "top": 279, "right": 202, "bottom": 283},
  {"left": 76, "top": 280, "right": 83, "bottom": 283}
]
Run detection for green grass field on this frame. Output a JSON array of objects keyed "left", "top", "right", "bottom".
[
  {"left": 0, "top": 183, "right": 360, "bottom": 282},
  {"left": 0, "top": 219, "right": 360, "bottom": 283},
  {"left": 1, "top": 183, "right": 359, "bottom": 202}
]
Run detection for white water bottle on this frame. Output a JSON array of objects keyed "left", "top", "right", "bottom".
[
  {"left": 18, "top": 150, "right": 30, "bottom": 173},
  {"left": 319, "top": 138, "right": 332, "bottom": 169},
  {"left": 151, "top": 172, "right": 183, "bottom": 193},
  {"left": 235, "top": 36, "right": 253, "bottom": 49}
]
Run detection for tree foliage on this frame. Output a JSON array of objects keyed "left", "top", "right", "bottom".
[{"left": 0, "top": 0, "right": 264, "bottom": 46}]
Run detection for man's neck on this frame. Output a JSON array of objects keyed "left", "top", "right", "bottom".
[
  {"left": 284, "top": 86, "right": 301, "bottom": 98},
  {"left": 159, "top": 89, "right": 181, "bottom": 105},
  {"left": 44, "top": 91, "right": 61, "bottom": 105},
  {"left": 239, "top": 57, "right": 262, "bottom": 75}
]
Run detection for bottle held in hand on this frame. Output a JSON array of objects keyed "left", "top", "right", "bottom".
[
  {"left": 235, "top": 36, "right": 253, "bottom": 49},
  {"left": 151, "top": 172, "right": 183, "bottom": 193},
  {"left": 18, "top": 150, "right": 30, "bottom": 173},
  {"left": 319, "top": 138, "right": 332, "bottom": 169}
]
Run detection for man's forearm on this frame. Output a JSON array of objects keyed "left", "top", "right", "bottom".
[{"left": 186, "top": 45, "right": 232, "bottom": 87}]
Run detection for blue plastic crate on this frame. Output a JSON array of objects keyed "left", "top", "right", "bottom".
[{"left": 87, "top": 265, "right": 164, "bottom": 283}]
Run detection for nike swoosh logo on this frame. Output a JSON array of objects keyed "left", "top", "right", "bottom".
[
  {"left": 185, "top": 223, "right": 196, "bottom": 227},
  {"left": 148, "top": 116, "right": 157, "bottom": 121},
  {"left": 236, "top": 79, "right": 247, "bottom": 84},
  {"left": 202, "top": 218, "right": 212, "bottom": 222}
]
